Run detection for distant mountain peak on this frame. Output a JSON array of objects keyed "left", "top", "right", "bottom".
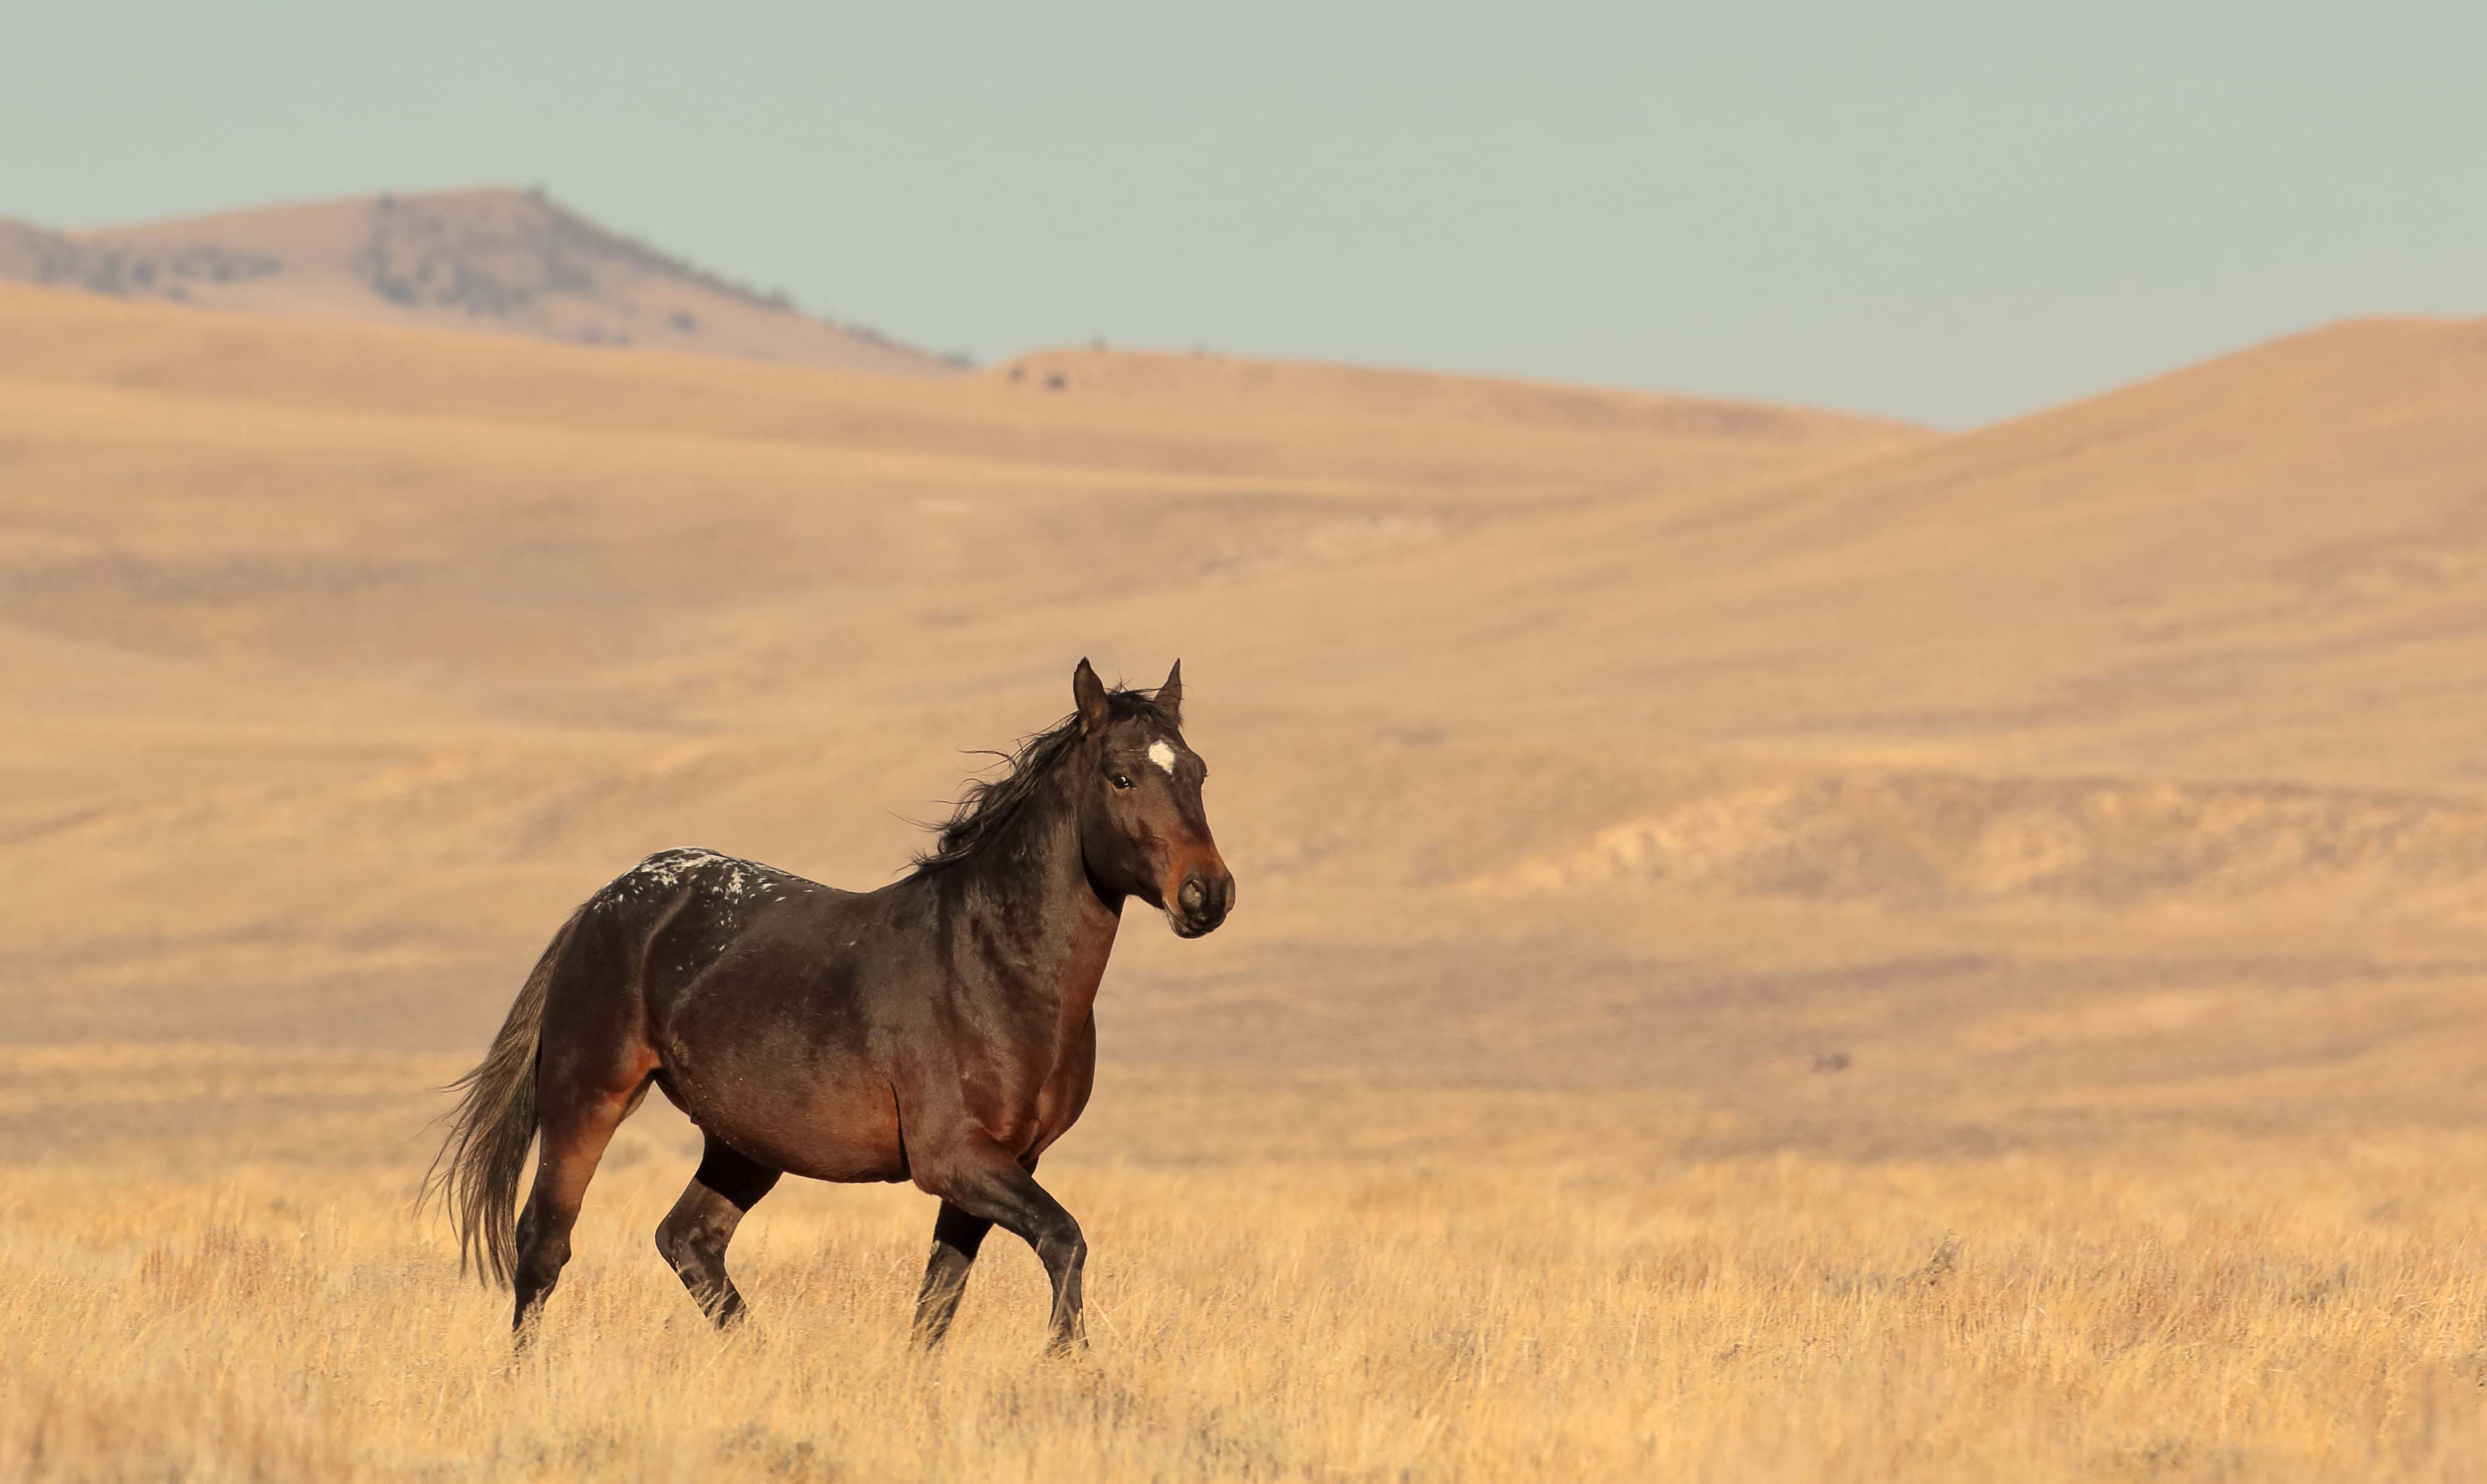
[
  {"left": 1, "top": 187, "right": 960, "bottom": 377},
  {"left": 355, "top": 187, "right": 775, "bottom": 320}
]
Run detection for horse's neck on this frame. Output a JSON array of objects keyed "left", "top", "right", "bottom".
[{"left": 952, "top": 779, "right": 1123, "bottom": 1015}]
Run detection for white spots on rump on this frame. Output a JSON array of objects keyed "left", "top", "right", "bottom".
[
  {"left": 595, "top": 847, "right": 823, "bottom": 918},
  {"left": 625, "top": 847, "right": 764, "bottom": 897},
  {"left": 627, "top": 848, "right": 725, "bottom": 889},
  {"left": 1148, "top": 740, "right": 1178, "bottom": 775}
]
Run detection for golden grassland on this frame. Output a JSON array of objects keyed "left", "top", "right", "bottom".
[
  {"left": 7, "top": 1070, "right": 2487, "bottom": 1483},
  {"left": 7, "top": 288, "right": 2487, "bottom": 1481}
]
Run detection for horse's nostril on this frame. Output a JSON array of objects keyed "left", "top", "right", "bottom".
[{"left": 1180, "top": 876, "right": 1208, "bottom": 914}]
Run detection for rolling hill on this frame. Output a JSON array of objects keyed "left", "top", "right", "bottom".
[{"left": 1, "top": 279, "right": 2482, "bottom": 1155}]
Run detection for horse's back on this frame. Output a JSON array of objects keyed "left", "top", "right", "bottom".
[
  {"left": 582, "top": 845, "right": 894, "bottom": 1024},
  {"left": 598, "top": 846, "right": 860, "bottom": 912},
  {"left": 578, "top": 847, "right": 911, "bottom": 1181}
]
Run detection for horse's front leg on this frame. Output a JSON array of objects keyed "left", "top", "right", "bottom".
[
  {"left": 914, "top": 1141, "right": 1085, "bottom": 1355},
  {"left": 912, "top": 1200, "right": 994, "bottom": 1346}
]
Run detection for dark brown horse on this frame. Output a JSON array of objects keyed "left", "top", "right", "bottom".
[{"left": 424, "top": 659, "right": 1232, "bottom": 1353}]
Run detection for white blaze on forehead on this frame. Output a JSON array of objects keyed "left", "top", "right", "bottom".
[{"left": 1147, "top": 740, "right": 1178, "bottom": 775}]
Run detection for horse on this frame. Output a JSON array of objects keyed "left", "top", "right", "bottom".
[{"left": 423, "top": 659, "right": 1233, "bottom": 1354}]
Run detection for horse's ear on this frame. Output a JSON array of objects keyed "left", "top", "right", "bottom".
[
  {"left": 1073, "top": 657, "right": 1111, "bottom": 735},
  {"left": 1156, "top": 659, "right": 1184, "bottom": 724}
]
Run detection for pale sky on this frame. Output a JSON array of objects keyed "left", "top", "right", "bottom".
[{"left": 5, "top": 1, "right": 2480, "bottom": 427}]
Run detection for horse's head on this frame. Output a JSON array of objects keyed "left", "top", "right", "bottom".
[{"left": 1071, "top": 657, "right": 1235, "bottom": 938}]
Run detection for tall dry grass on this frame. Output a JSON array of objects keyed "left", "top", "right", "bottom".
[{"left": 7, "top": 1115, "right": 2486, "bottom": 1482}]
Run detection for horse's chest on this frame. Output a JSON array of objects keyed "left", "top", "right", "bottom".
[
  {"left": 1022, "top": 1013, "right": 1099, "bottom": 1156},
  {"left": 950, "top": 989, "right": 1098, "bottom": 1155},
  {"left": 936, "top": 919, "right": 1113, "bottom": 1153}
]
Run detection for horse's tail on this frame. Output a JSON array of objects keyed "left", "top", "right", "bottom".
[{"left": 421, "top": 905, "right": 584, "bottom": 1288}]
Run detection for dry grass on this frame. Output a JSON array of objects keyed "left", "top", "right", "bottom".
[
  {"left": 7, "top": 1105, "right": 2486, "bottom": 1482},
  {"left": 7, "top": 278, "right": 2486, "bottom": 1483}
]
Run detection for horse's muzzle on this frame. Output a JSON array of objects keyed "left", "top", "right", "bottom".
[{"left": 1169, "top": 867, "right": 1235, "bottom": 938}]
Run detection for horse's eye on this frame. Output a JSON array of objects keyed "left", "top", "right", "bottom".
[{"left": 1112, "top": 773, "right": 1134, "bottom": 791}]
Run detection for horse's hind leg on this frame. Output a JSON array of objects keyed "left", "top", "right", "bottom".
[
  {"left": 511, "top": 1066, "right": 647, "bottom": 1341},
  {"left": 656, "top": 1136, "right": 780, "bottom": 1327}
]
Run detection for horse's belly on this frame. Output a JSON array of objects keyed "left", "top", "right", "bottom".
[{"left": 663, "top": 1060, "right": 909, "bottom": 1184}]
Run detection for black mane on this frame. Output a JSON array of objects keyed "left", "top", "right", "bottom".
[{"left": 910, "top": 685, "right": 1174, "bottom": 875}]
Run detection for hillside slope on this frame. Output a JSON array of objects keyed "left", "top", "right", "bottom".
[
  {"left": 1, "top": 283, "right": 2481, "bottom": 1145},
  {"left": 1049, "top": 317, "right": 2487, "bottom": 794}
]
